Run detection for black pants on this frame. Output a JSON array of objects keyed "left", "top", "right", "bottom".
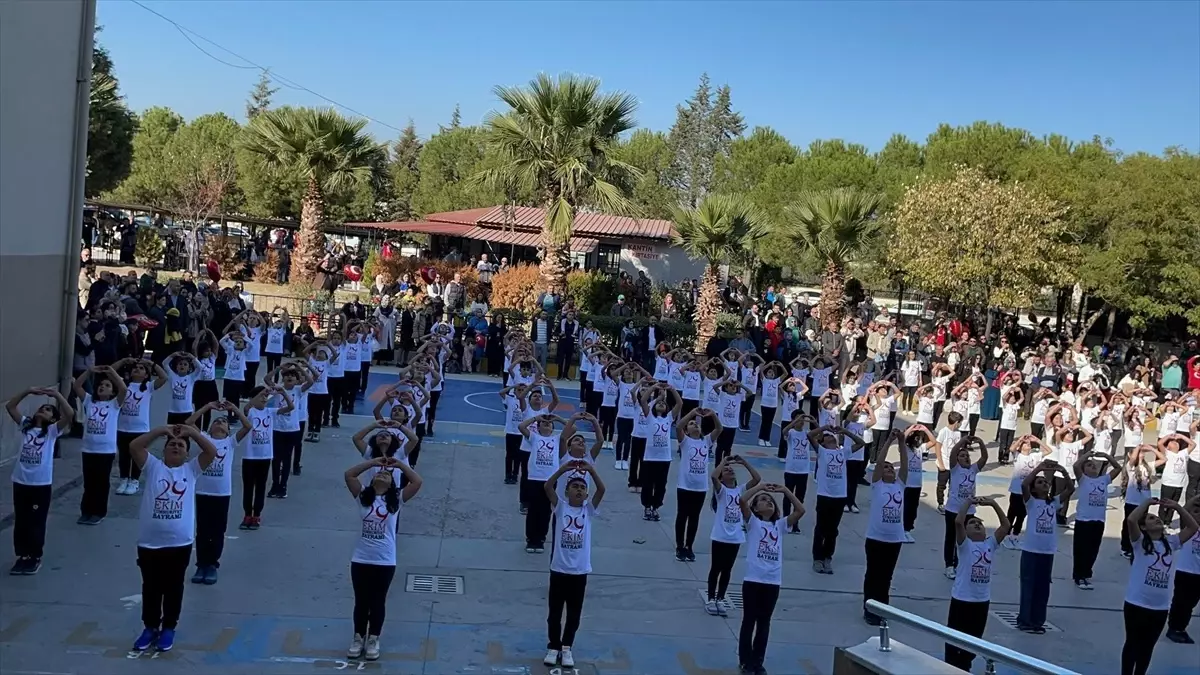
[
  {"left": 505, "top": 433, "right": 523, "bottom": 480},
  {"left": 945, "top": 598, "right": 989, "bottom": 672},
  {"left": 901, "top": 386, "right": 916, "bottom": 411},
  {"left": 586, "top": 389, "right": 601, "bottom": 418},
  {"left": 80, "top": 453, "right": 115, "bottom": 518},
  {"left": 1007, "top": 492, "right": 1027, "bottom": 535},
  {"left": 675, "top": 489, "right": 706, "bottom": 549},
  {"left": 1053, "top": 477, "right": 1072, "bottom": 524},
  {"left": 1187, "top": 459, "right": 1200, "bottom": 501},
  {"left": 241, "top": 459, "right": 270, "bottom": 517},
  {"left": 1168, "top": 570, "right": 1200, "bottom": 633},
  {"left": 758, "top": 406, "right": 776, "bottom": 442},
  {"left": 931, "top": 400, "right": 945, "bottom": 430},
  {"left": 359, "top": 362, "right": 371, "bottom": 395},
  {"left": 681, "top": 398, "right": 698, "bottom": 418},
  {"left": 812, "top": 496, "right": 845, "bottom": 561},
  {"left": 708, "top": 541, "right": 740, "bottom": 600},
  {"left": 903, "top": 486, "right": 921, "bottom": 532},
  {"left": 868, "top": 432, "right": 889, "bottom": 464},
  {"left": 943, "top": 511, "right": 960, "bottom": 567},
  {"left": 166, "top": 411, "right": 192, "bottom": 425},
  {"left": 639, "top": 461, "right": 669, "bottom": 509},
  {"left": 863, "top": 539, "right": 903, "bottom": 619},
  {"left": 777, "top": 421, "right": 789, "bottom": 458},
  {"left": 739, "top": 394, "right": 756, "bottom": 429},
  {"left": 195, "top": 494, "right": 230, "bottom": 568},
  {"left": 326, "top": 377, "right": 344, "bottom": 424},
  {"left": 739, "top": 580, "right": 780, "bottom": 669},
  {"left": 1072, "top": 519, "right": 1105, "bottom": 581},
  {"left": 11, "top": 482, "right": 52, "bottom": 559},
  {"left": 222, "top": 379, "right": 243, "bottom": 413},
  {"left": 294, "top": 422, "right": 306, "bottom": 470},
  {"left": 579, "top": 377, "right": 592, "bottom": 403},
  {"left": 547, "top": 571, "right": 588, "bottom": 649},
  {"left": 137, "top": 544, "right": 192, "bottom": 630},
  {"left": 615, "top": 418, "right": 634, "bottom": 462},
  {"left": 308, "top": 393, "right": 330, "bottom": 433},
  {"left": 968, "top": 413, "right": 980, "bottom": 437},
  {"left": 522, "top": 478, "right": 551, "bottom": 547},
  {"left": 711, "top": 427, "right": 733, "bottom": 463},
  {"left": 629, "top": 437, "right": 646, "bottom": 487},
  {"left": 1160, "top": 485, "right": 1184, "bottom": 526},
  {"left": 846, "top": 459, "right": 866, "bottom": 507},
  {"left": 1121, "top": 503, "right": 1138, "bottom": 554},
  {"left": 936, "top": 469, "right": 950, "bottom": 506},
  {"left": 266, "top": 353, "right": 283, "bottom": 372},
  {"left": 272, "top": 430, "right": 302, "bottom": 489},
  {"left": 598, "top": 405, "right": 616, "bottom": 442},
  {"left": 193, "top": 380, "right": 219, "bottom": 428},
  {"left": 997, "top": 428, "right": 1015, "bottom": 461},
  {"left": 427, "top": 390, "right": 441, "bottom": 431},
  {"left": 556, "top": 342, "right": 574, "bottom": 379},
  {"left": 350, "top": 562, "right": 396, "bottom": 637},
  {"left": 782, "top": 473, "right": 808, "bottom": 523},
  {"left": 1122, "top": 601, "right": 1168, "bottom": 675},
  {"left": 244, "top": 361, "right": 260, "bottom": 389},
  {"left": 1030, "top": 422, "right": 1044, "bottom": 440},
  {"left": 117, "top": 431, "right": 143, "bottom": 480},
  {"left": 340, "top": 371, "right": 359, "bottom": 414}
]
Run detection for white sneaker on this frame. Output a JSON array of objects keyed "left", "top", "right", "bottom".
[
  {"left": 704, "top": 599, "right": 720, "bottom": 615},
  {"left": 903, "top": 532, "right": 916, "bottom": 544},
  {"left": 614, "top": 460, "right": 621, "bottom": 470},
  {"left": 867, "top": 463, "right": 876, "bottom": 472},
  {"left": 620, "top": 460, "right": 628, "bottom": 470},
  {"left": 347, "top": 634, "right": 364, "bottom": 659},
  {"left": 128, "top": 480, "right": 141, "bottom": 495},
  {"left": 849, "top": 505, "right": 860, "bottom": 514},
  {"left": 543, "top": 648, "right": 559, "bottom": 666},
  {"left": 777, "top": 456, "right": 786, "bottom": 463},
  {"left": 364, "top": 635, "right": 380, "bottom": 661},
  {"left": 937, "top": 505, "right": 946, "bottom": 515},
  {"left": 945, "top": 567, "right": 957, "bottom": 580},
  {"left": 1002, "top": 536, "right": 1018, "bottom": 551},
  {"left": 114, "top": 479, "right": 127, "bottom": 495},
  {"left": 560, "top": 646, "right": 575, "bottom": 668}
]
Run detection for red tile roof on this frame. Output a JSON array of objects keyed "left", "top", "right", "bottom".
[
  {"left": 353, "top": 221, "right": 474, "bottom": 236},
  {"left": 421, "top": 205, "right": 674, "bottom": 241},
  {"left": 423, "top": 207, "right": 496, "bottom": 225},
  {"left": 464, "top": 226, "right": 599, "bottom": 253}
]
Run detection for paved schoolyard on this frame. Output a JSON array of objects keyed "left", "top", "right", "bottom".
[{"left": 0, "top": 373, "right": 1196, "bottom": 675}]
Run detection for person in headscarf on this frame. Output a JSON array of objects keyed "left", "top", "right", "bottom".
[{"left": 373, "top": 295, "right": 398, "bottom": 364}]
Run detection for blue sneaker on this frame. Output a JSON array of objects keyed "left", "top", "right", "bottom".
[
  {"left": 133, "top": 628, "right": 158, "bottom": 651},
  {"left": 157, "top": 628, "right": 175, "bottom": 652}
]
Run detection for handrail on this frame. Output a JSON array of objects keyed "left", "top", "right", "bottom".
[{"left": 864, "top": 600, "right": 1079, "bottom": 675}]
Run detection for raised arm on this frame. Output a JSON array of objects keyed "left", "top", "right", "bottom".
[
  {"left": 1125, "top": 498, "right": 1157, "bottom": 544},
  {"left": 343, "top": 457, "right": 388, "bottom": 499},
  {"left": 129, "top": 426, "right": 169, "bottom": 470}
]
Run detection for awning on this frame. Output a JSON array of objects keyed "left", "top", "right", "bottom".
[
  {"left": 357, "top": 221, "right": 475, "bottom": 236},
  {"left": 465, "top": 227, "right": 598, "bottom": 253}
]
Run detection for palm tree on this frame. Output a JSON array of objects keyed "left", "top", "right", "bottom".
[
  {"left": 672, "top": 195, "right": 764, "bottom": 352},
  {"left": 476, "top": 74, "right": 640, "bottom": 293},
  {"left": 242, "top": 107, "right": 383, "bottom": 283},
  {"left": 781, "top": 188, "right": 884, "bottom": 326}
]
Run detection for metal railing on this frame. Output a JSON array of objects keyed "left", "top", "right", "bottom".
[{"left": 864, "top": 600, "right": 1078, "bottom": 675}]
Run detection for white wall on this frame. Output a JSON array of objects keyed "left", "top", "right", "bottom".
[
  {"left": 618, "top": 241, "right": 711, "bottom": 286},
  {"left": 0, "top": 0, "right": 91, "bottom": 460}
]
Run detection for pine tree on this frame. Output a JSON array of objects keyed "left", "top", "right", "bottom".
[
  {"left": 666, "top": 75, "right": 745, "bottom": 209},
  {"left": 449, "top": 103, "right": 462, "bottom": 129},
  {"left": 390, "top": 121, "right": 423, "bottom": 221},
  {"left": 710, "top": 85, "right": 746, "bottom": 158},
  {"left": 246, "top": 71, "right": 278, "bottom": 121}
]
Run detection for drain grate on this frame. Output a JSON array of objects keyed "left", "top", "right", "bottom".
[
  {"left": 406, "top": 574, "right": 464, "bottom": 595},
  {"left": 697, "top": 588, "right": 743, "bottom": 611},
  {"left": 990, "top": 610, "right": 1060, "bottom": 632}
]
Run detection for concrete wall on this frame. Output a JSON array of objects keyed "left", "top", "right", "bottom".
[
  {"left": 0, "top": 0, "right": 90, "bottom": 461},
  {"left": 618, "top": 241, "right": 714, "bottom": 286}
]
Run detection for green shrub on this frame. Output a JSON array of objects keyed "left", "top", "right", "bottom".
[
  {"left": 566, "top": 270, "right": 616, "bottom": 315},
  {"left": 134, "top": 228, "right": 165, "bottom": 268},
  {"left": 490, "top": 264, "right": 542, "bottom": 316}
]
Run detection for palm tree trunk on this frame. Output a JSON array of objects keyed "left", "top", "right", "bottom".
[
  {"left": 538, "top": 229, "right": 569, "bottom": 294},
  {"left": 294, "top": 176, "right": 326, "bottom": 284},
  {"left": 694, "top": 263, "right": 722, "bottom": 353},
  {"left": 819, "top": 259, "right": 845, "bottom": 326}
]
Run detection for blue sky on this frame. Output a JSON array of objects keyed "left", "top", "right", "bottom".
[{"left": 98, "top": 0, "right": 1199, "bottom": 154}]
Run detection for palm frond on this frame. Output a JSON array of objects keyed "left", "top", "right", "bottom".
[{"left": 782, "top": 188, "right": 884, "bottom": 266}]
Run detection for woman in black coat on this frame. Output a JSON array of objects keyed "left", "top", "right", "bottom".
[{"left": 486, "top": 315, "right": 508, "bottom": 377}]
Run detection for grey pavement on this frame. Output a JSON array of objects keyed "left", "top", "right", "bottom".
[{"left": 1, "top": 376, "right": 1197, "bottom": 675}]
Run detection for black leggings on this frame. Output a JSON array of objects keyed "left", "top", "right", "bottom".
[
  {"left": 629, "top": 437, "right": 645, "bottom": 487},
  {"left": 1007, "top": 492, "right": 1027, "bottom": 536},
  {"left": 265, "top": 353, "right": 283, "bottom": 372},
  {"left": 271, "top": 430, "right": 302, "bottom": 489},
  {"left": 598, "top": 405, "right": 616, "bottom": 442},
  {"left": 547, "top": 571, "right": 588, "bottom": 650},
  {"left": 1160, "top": 485, "right": 1184, "bottom": 526},
  {"left": 639, "top": 461, "right": 669, "bottom": 509},
  {"left": 758, "top": 406, "right": 776, "bottom": 442},
  {"left": 359, "top": 362, "right": 371, "bottom": 394},
  {"left": 615, "top": 418, "right": 634, "bottom": 461},
  {"left": 738, "top": 580, "right": 780, "bottom": 670},
  {"left": 945, "top": 598, "right": 989, "bottom": 671},
  {"left": 137, "top": 544, "right": 192, "bottom": 630},
  {"left": 221, "top": 378, "right": 243, "bottom": 410},
  {"left": 739, "top": 394, "right": 755, "bottom": 429},
  {"left": 812, "top": 495, "right": 845, "bottom": 561},
  {"left": 195, "top": 494, "right": 230, "bottom": 568},
  {"left": 340, "top": 371, "right": 359, "bottom": 413},
  {"left": 863, "top": 539, "right": 902, "bottom": 619},
  {"left": 241, "top": 459, "right": 270, "bottom": 517},
  {"left": 903, "top": 486, "right": 921, "bottom": 532},
  {"left": 997, "top": 428, "right": 1015, "bottom": 461},
  {"left": 327, "top": 377, "right": 344, "bottom": 425},
  {"left": 707, "top": 541, "right": 740, "bottom": 600},
  {"left": 504, "top": 433, "right": 523, "bottom": 480},
  {"left": 117, "top": 431, "right": 143, "bottom": 480},
  {"left": 308, "top": 393, "right": 330, "bottom": 433},
  {"left": 244, "top": 361, "right": 260, "bottom": 388},
  {"left": 943, "top": 511, "right": 960, "bottom": 567},
  {"left": 11, "top": 482, "right": 51, "bottom": 559},
  {"left": 522, "top": 478, "right": 551, "bottom": 547},
  {"left": 1169, "top": 570, "right": 1200, "bottom": 633},
  {"left": 80, "top": 453, "right": 115, "bottom": 518},
  {"left": 901, "top": 386, "right": 916, "bottom": 411},
  {"left": 715, "top": 427, "right": 736, "bottom": 463},
  {"left": 675, "top": 489, "right": 706, "bottom": 549},
  {"left": 845, "top": 459, "right": 866, "bottom": 508},
  {"left": 427, "top": 390, "right": 441, "bottom": 431},
  {"left": 1122, "top": 601, "right": 1168, "bottom": 675},
  {"left": 782, "top": 473, "right": 808, "bottom": 524},
  {"left": 350, "top": 562, "right": 396, "bottom": 637}
]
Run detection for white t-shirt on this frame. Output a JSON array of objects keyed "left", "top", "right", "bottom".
[
  {"left": 307, "top": 359, "right": 329, "bottom": 395},
  {"left": 901, "top": 360, "right": 921, "bottom": 387},
  {"left": 952, "top": 538, "right": 997, "bottom": 602},
  {"left": 1075, "top": 474, "right": 1111, "bottom": 523},
  {"left": 815, "top": 443, "right": 847, "bottom": 499},
  {"left": 526, "top": 432, "right": 560, "bottom": 481},
  {"left": 936, "top": 427, "right": 962, "bottom": 469},
  {"left": 11, "top": 417, "right": 60, "bottom": 486},
  {"left": 633, "top": 401, "right": 650, "bottom": 439},
  {"left": 167, "top": 370, "right": 198, "bottom": 414},
  {"left": 1031, "top": 398, "right": 1050, "bottom": 424},
  {"left": 117, "top": 385, "right": 153, "bottom": 433},
  {"left": 667, "top": 361, "right": 686, "bottom": 390},
  {"left": 865, "top": 480, "right": 906, "bottom": 543},
  {"left": 242, "top": 326, "right": 262, "bottom": 363},
  {"left": 784, "top": 428, "right": 811, "bottom": 475},
  {"left": 137, "top": 454, "right": 200, "bottom": 548},
  {"left": 846, "top": 419, "right": 867, "bottom": 461},
  {"left": 711, "top": 484, "right": 746, "bottom": 544},
  {"left": 760, "top": 377, "right": 781, "bottom": 408},
  {"left": 1000, "top": 402, "right": 1020, "bottom": 431},
  {"left": 196, "top": 355, "right": 216, "bottom": 382},
  {"left": 677, "top": 436, "right": 712, "bottom": 492},
  {"left": 550, "top": 502, "right": 595, "bottom": 575},
  {"left": 1124, "top": 468, "right": 1155, "bottom": 506},
  {"left": 243, "top": 406, "right": 275, "bottom": 460},
  {"left": 946, "top": 465, "right": 979, "bottom": 515},
  {"left": 327, "top": 344, "right": 346, "bottom": 378},
  {"left": 1008, "top": 452, "right": 1043, "bottom": 494},
  {"left": 917, "top": 395, "right": 935, "bottom": 424},
  {"left": 343, "top": 338, "right": 362, "bottom": 372},
  {"left": 600, "top": 374, "right": 619, "bottom": 408},
  {"left": 682, "top": 370, "right": 702, "bottom": 400},
  {"left": 740, "top": 365, "right": 759, "bottom": 393},
  {"left": 617, "top": 382, "right": 638, "bottom": 419},
  {"left": 1125, "top": 536, "right": 1181, "bottom": 611},
  {"left": 81, "top": 395, "right": 119, "bottom": 454},
  {"left": 810, "top": 368, "right": 832, "bottom": 397},
  {"left": 644, "top": 414, "right": 673, "bottom": 462},
  {"left": 871, "top": 398, "right": 892, "bottom": 431},
  {"left": 503, "top": 393, "right": 524, "bottom": 435},
  {"left": 718, "top": 391, "right": 741, "bottom": 428},
  {"left": 1162, "top": 449, "right": 1189, "bottom": 488},
  {"left": 274, "top": 389, "right": 300, "bottom": 432},
  {"left": 265, "top": 326, "right": 286, "bottom": 354},
  {"left": 351, "top": 495, "right": 400, "bottom": 566},
  {"left": 966, "top": 388, "right": 981, "bottom": 415},
  {"left": 220, "top": 338, "right": 247, "bottom": 381},
  {"left": 953, "top": 399, "right": 970, "bottom": 431},
  {"left": 743, "top": 516, "right": 786, "bottom": 586},
  {"left": 654, "top": 356, "right": 670, "bottom": 381},
  {"left": 1176, "top": 529, "right": 1200, "bottom": 576},
  {"left": 1021, "top": 498, "right": 1059, "bottom": 554},
  {"left": 701, "top": 378, "right": 721, "bottom": 410},
  {"left": 196, "top": 434, "right": 235, "bottom": 496},
  {"left": 905, "top": 444, "right": 924, "bottom": 489}
]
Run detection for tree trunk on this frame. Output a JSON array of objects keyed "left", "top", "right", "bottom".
[
  {"left": 538, "top": 228, "right": 569, "bottom": 295},
  {"left": 694, "top": 263, "right": 721, "bottom": 353},
  {"left": 818, "top": 259, "right": 845, "bottom": 326},
  {"left": 1103, "top": 305, "right": 1118, "bottom": 343},
  {"left": 294, "top": 177, "right": 326, "bottom": 284},
  {"left": 1071, "top": 303, "right": 1108, "bottom": 348}
]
